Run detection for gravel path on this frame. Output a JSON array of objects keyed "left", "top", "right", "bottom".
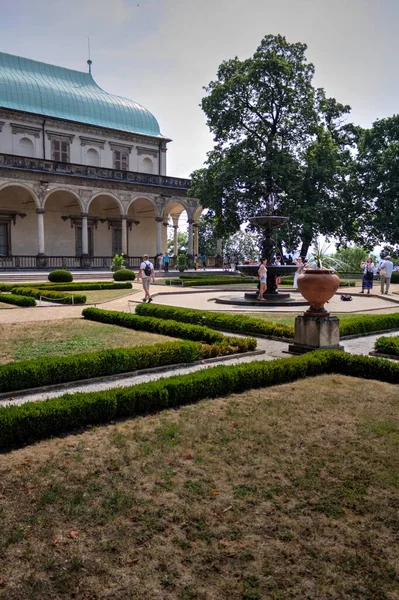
[{"left": 2, "top": 331, "right": 397, "bottom": 408}]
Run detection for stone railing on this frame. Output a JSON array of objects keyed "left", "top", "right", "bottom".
[{"left": 0, "top": 153, "right": 191, "bottom": 191}]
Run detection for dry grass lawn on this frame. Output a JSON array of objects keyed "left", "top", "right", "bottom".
[
  {"left": 0, "top": 318, "right": 173, "bottom": 363},
  {"left": 0, "top": 375, "right": 397, "bottom": 599}
]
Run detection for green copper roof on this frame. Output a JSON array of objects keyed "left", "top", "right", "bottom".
[{"left": 0, "top": 52, "right": 163, "bottom": 138}]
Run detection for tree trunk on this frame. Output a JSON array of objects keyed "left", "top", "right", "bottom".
[{"left": 299, "top": 237, "right": 312, "bottom": 259}]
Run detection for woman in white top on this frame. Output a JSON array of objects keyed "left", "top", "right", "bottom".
[
  {"left": 257, "top": 258, "right": 267, "bottom": 301},
  {"left": 293, "top": 257, "right": 304, "bottom": 289}
]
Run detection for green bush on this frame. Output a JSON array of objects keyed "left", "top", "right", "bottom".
[
  {"left": 374, "top": 335, "right": 399, "bottom": 356},
  {"left": 279, "top": 276, "right": 356, "bottom": 287},
  {"left": 0, "top": 282, "right": 132, "bottom": 292},
  {"left": 11, "top": 287, "right": 86, "bottom": 305},
  {"left": 177, "top": 254, "right": 187, "bottom": 272},
  {"left": 165, "top": 276, "right": 255, "bottom": 286},
  {"left": 339, "top": 313, "right": 399, "bottom": 337},
  {"left": 113, "top": 269, "right": 136, "bottom": 281},
  {"left": 48, "top": 269, "right": 73, "bottom": 283},
  {"left": 2, "top": 351, "right": 398, "bottom": 449},
  {"left": 136, "top": 303, "right": 294, "bottom": 339},
  {"left": 0, "top": 293, "right": 36, "bottom": 307},
  {"left": 391, "top": 272, "right": 399, "bottom": 284}
]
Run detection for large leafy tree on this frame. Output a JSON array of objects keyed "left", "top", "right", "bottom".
[
  {"left": 357, "top": 115, "right": 399, "bottom": 246},
  {"left": 189, "top": 34, "right": 360, "bottom": 256}
]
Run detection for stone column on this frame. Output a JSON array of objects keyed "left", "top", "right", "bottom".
[
  {"left": 36, "top": 208, "right": 45, "bottom": 255},
  {"left": 173, "top": 225, "right": 178, "bottom": 256},
  {"left": 155, "top": 217, "right": 163, "bottom": 255},
  {"left": 81, "top": 212, "right": 89, "bottom": 256},
  {"left": 121, "top": 215, "right": 128, "bottom": 255},
  {"left": 187, "top": 219, "right": 194, "bottom": 256},
  {"left": 193, "top": 222, "right": 199, "bottom": 255}
]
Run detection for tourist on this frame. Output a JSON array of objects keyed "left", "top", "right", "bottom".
[
  {"left": 193, "top": 253, "right": 198, "bottom": 270},
  {"left": 201, "top": 253, "right": 207, "bottom": 270},
  {"left": 157, "top": 253, "right": 163, "bottom": 271},
  {"left": 138, "top": 253, "right": 155, "bottom": 302},
  {"left": 379, "top": 255, "right": 394, "bottom": 294},
  {"left": 257, "top": 258, "right": 267, "bottom": 301},
  {"left": 360, "top": 257, "right": 374, "bottom": 294},
  {"left": 230, "top": 254, "right": 237, "bottom": 272},
  {"left": 223, "top": 254, "right": 230, "bottom": 271},
  {"left": 293, "top": 257, "right": 304, "bottom": 289},
  {"left": 163, "top": 252, "right": 170, "bottom": 272}
]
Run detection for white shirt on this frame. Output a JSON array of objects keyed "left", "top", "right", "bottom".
[
  {"left": 380, "top": 260, "right": 394, "bottom": 277},
  {"left": 140, "top": 261, "right": 153, "bottom": 277}
]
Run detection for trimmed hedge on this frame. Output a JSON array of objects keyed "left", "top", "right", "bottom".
[
  {"left": 280, "top": 276, "right": 356, "bottom": 287},
  {"left": 1, "top": 351, "right": 398, "bottom": 448},
  {"left": 0, "top": 293, "right": 36, "bottom": 307},
  {"left": 374, "top": 335, "right": 399, "bottom": 356},
  {"left": 165, "top": 276, "right": 255, "bottom": 286},
  {"left": 339, "top": 313, "right": 399, "bottom": 337},
  {"left": 11, "top": 287, "right": 86, "bottom": 305},
  {"left": 48, "top": 269, "right": 73, "bottom": 283},
  {"left": 392, "top": 272, "right": 399, "bottom": 284},
  {"left": 0, "top": 341, "right": 203, "bottom": 395},
  {"left": 82, "top": 307, "right": 256, "bottom": 350},
  {"left": 136, "top": 303, "right": 294, "bottom": 339},
  {"left": 0, "top": 282, "right": 132, "bottom": 292},
  {"left": 113, "top": 269, "right": 136, "bottom": 281}
]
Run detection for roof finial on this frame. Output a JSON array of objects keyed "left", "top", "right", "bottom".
[{"left": 87, "top": 37, "right": 92, "bottom": 74}]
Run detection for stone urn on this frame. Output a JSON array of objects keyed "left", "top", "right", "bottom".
[{"left": 297, "top": 269, "right": 340, "bottom": 316}]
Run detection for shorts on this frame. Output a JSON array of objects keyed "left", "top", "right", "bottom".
[
  {"left": 259, "top": 277, "right": 266, "bottom": 284},
  {"left": 142, "top": 277, "right": 150, "bottom": 291}
]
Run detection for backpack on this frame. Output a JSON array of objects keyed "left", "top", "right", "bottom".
[
  {"left": 144, "top": 262, "right": 152, "bottom": 276},
  {"left": 340, "top": 294, "right": 352, "bottom": 301}
]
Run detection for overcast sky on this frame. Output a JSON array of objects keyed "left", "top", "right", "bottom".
[{"left": 1, "top": 0, "right": 398, "bottom": 179}]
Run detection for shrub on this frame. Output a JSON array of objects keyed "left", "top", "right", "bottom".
[
  {"left": 113, "top": 269, "right": 136, "bottom": 281},
  {"left": 111, "top": 253, "right": 126, "bottom": 272},
  {"left": 11, "top": 287, "right": 86, "bottom": 305},
  {"left": 177, "top": 254, "right": 187, "bottom": 272},
  {"left": 48, "top": 270, "right": 73, "bottom": 283},
  {"left": 391, "top": 271, "right": 399, "bottom": 284},
  {"left": 165, "top": 276, "right": 256, "bottom": 286},
  {"left": 339, "top": 313, "right": 399, "bottom": 337},
  {"left": 136, "top": 303, "right": 294, "bottom": 339},
  {"left": 44, "top": 282, "right": 132, "bottom": 291},
  {"left": 0, "top": 293, "right": 36, "bottom": 307},
  {"left": 374, "top": 335, "right": 399, "bottom": 356},
  {"left": 2, "top": 351, "right": 398, "bottom": 449}
]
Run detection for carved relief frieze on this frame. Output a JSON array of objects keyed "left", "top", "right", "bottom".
[
  {"left": 79, "top": 136, "right": 106, "bottom": 149},
  {"left": 77, "top": 188, "right": 93, "bottom": 205},
  {"left": 137, "top": 146, "right": 159, "bottom": 158},
  {"left": 10, "top": 123, "right": 41, "bottom": 138}
]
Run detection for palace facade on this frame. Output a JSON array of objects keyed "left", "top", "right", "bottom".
[{"left": 0, "top": 52, "right": 202, "bottom": 269}]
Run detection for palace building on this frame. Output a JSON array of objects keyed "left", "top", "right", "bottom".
[{"left": 0, "top": 51, "right": 202, "bottom": 269}]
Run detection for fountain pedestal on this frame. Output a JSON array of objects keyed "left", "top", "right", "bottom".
[{"left": 288, "top": 315, "right": 344, "bottom": 354}]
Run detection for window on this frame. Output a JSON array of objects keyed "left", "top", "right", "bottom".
[
  {"left": 113, "top": 149, "right": 129, "bottom": 171},
  {"left": 52, "top": 139, "right": 70, "bottom": 162},
  {"left": 0, "top": 222, "right": 10, "bottom": 255},
  {"left": 18, "top": 137, "right": 34, "bottom": 158},
  {"left": 112, "top": 227, "right": 122, "bottom": 256},
  {"left": 75, "top": 226, "right": 93, "bottom": 256},
  {"left": 86, "top": 148, "right": 100, "bottom": 167}
]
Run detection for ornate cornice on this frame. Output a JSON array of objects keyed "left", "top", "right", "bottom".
[
  {"left": 46, "top": 130, "right": 75, "bottom": 143},
  {"left": 109, "top": 142, "right": 133, "bottom": 154},
  {"left": 10, "top": 123, "right": 41, "bottom": 138},
  {"left": 79, "top": 136, "right": 106, "bottom": 149},
  {"left": 137, "top": 146, "right": 159, "bottom": 158},
  {"left": 0, "top": 121, "right": 4, "bottom": 133}
]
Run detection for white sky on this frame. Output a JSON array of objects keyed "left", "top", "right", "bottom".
[{"left": 1, "top": 0, "right": 398, "bottom": 180}]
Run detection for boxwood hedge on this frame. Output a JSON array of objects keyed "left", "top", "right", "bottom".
[
  {"left": 0, "top": 293, "right": 36, "bottom": 307},
  {"left": 339, "top": 313, "right": 399, "bottom": 337},
  {"left": 11, "top": 287, "right": 86, "bottom": 305},
  {"left": 165, "top": 276, "right": 255, "bottom": 286},
  {"left": 136, "top": 303, "right": 294, "bottom": 339},
  {"left": 374, "top": 335, "right": 399, "bottom": 356},
  {"left": 1, "top": 351, "right": 398, "bottom": 449}
]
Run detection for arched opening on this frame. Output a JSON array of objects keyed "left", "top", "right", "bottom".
[
  {"left": 141, "top": 157, "right": 154, "bottom": 174},
  {"left": 86, "top": 148, "right": 100, "bottom": 167},
  {"left": 88, "top": 195, "right": 122, "bottom": 257},
  {"left": 44, "top": 191, "right": 83, "bottom": 256},
  {"left": 18, "top": 137, "right": 34, "bottom": 158},
  {"left": 127, "top": 198, "right": 156, "bottom": 257},
  {"left": 0, "top": 185, "right": 37, "bottom": 256},
  {"left": 163, "top": 201, "right": 189, "bottom": 259}
]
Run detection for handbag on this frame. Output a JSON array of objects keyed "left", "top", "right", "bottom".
[{"left": 365, "top": 270, "right": 373, "bottom": 281}]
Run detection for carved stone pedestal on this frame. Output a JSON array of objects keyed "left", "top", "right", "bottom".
[{"left": 288, "top": 315, "right": 344, "bottom": 354}]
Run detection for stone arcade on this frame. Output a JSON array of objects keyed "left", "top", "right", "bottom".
[{"left": 0, "top": 52, "right": 202, "bottom": 269}]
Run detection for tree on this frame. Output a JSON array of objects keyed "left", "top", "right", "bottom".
[
  {"left": 198, "top": 215, "right": 218, "bottom": 256},
  {"left": 357, "top": 115, "right": 399, "bottom": 246},
  {"left": 224, "top": 230, "right": 260, "bottom": 260},
  {"left": 331, "top": 246, "right": 370, "bottom": 272},
  {"left": 167, "top": 231, "right": 188, "bottom": 254},
  {"left": 189, "top": 34, "right": 361, "bottom": 256}
]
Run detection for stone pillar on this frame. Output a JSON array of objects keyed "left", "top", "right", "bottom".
[
  {"left": 193, "top": 222, "right": 199, "bottom": 255},
  {"left": 121, "top": 215, "right": 128, "bottom": 255},
  {"left": 173, "top": 225, "right": 178, "bottom": 256},
  {"left": 155, "top": 217, "right": 163, "bottom": 255},
  {"left": 187, "top": 220, "right": 194, "bottom": 256},
  {"left": 36, "top": 208, "right": 45, "bottom": 255},
  {"left": 288, "top": 315, "right": 344, "bottom": 354},
  {"left": 81, "top": 212, "right": 89, "bottom": 256}
]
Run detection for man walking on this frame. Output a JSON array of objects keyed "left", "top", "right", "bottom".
[
  {"left": 138, "top": 253, "right": 155, "bottom": 302},
  {"left": 163, "top": 252, "right": 170, "bottom": 272},
  {"left": 379, "top": 255, "right": 394, "bottom": 294}
]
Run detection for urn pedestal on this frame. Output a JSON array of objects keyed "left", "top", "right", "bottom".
[{"left": 288, "top": 315, "right": 344, "bottom": 354}]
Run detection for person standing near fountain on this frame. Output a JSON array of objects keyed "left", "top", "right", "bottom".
[
  {"left": 257, "top": 258, "right": 267, "bottom": 300},
  {"left": 293, "top": 257, "right": 304, "bottom": 289}
]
